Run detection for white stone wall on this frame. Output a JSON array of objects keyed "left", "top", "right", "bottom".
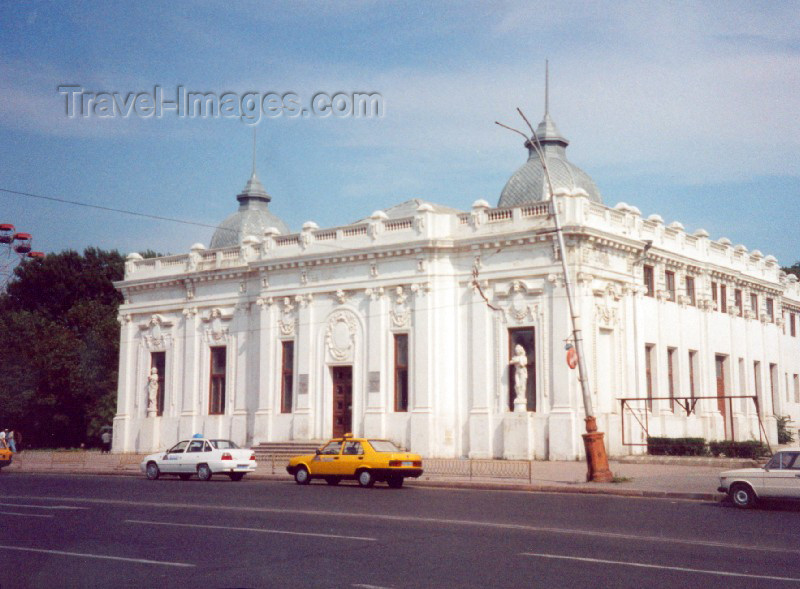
[{"left": 113, "top": 196, "right": 800, "bottom": 458}]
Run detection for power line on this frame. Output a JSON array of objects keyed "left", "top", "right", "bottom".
[{"left": 0, "top": 187, "right": 235, "bottom": 233}]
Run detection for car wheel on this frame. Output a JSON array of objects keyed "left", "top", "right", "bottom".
[
  {"left": 325, "top": 476, "right": 341, "bottom": 486},
  {"left": 357, "top": 469, "right": 375, "bottom": 488},
  {"left": 387, "top": 475, "right": 404, "bottom": 489},
  {"left": 229, "top": 473, "right": 245, "bottom": 482},
  {"left": 197, "top": 464, "right": 213, "bottom": 481},
  {"left": 730, "top": 483, "right": 756, "bottom": 509},
  {"left": 145, "top": 462, "right": 160, "bottom": 480},
  {"left": 178, "top": 473, "right": 192, "bottom": 481},
  {"left": 294, "top": 466, "right": 310, "bottom": 485}
]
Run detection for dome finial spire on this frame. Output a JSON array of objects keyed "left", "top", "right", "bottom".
[
  {"left": 251, "top": 126, "right": 257, "bottom": 177},
  {"left": 545, "top": 59, "right": 549, "bottom": 117}
]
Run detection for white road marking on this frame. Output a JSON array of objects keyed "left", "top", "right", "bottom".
[
  {"left": 126, "top": 519, "right": 376, "bottom": 541},
  {"left": 10, "top": 495, "right": 795, "bottom": 556},
  {"left": 520, "top": 553, "right": 800, "bottom": 583},
  {"left": 0, "top": 511, "right": 54, "bottom": 518},
  {"left": 0, "top": 502, "right": 88, "bottom": 510},
  {"left": 353, "top": 584, "right": 393, "bottom": 588},
  {"left": 0, "top": 546, "right": 194, "bottom": 567}
]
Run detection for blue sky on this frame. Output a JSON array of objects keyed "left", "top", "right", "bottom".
[{"left": 1, "top": 1, "right": 798, "bottom": 265}]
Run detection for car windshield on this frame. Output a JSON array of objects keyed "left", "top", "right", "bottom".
[
  {"left": 369, "top": 440, "right": 401, "bottom": 452},
  {"left": 209, "top": 440, "right": 239, "bottom": 450},
  {"left": 167, "top": 441, "right": 189, "bottom": 453}
]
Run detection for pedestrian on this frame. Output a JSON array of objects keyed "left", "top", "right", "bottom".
[
  {"left": 101, "top": 430, "right": 112, "bottom": 454},
  {"left": 7, "top": 430, "right": 16, "bottom": 453},
  {"left": 0, "top": 430, "right": 6, "bottom": 450}
]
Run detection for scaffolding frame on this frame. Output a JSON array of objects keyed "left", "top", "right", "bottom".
[{"left": 619, "top": 395, "right": 772, "bottom": 453}]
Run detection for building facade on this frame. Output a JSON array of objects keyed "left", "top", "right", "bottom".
[{"left": 113, "top": 109, "right": 800, "bottom": 459}]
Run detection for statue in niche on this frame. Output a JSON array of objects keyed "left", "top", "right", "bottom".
[
  {"left": 509, "top": 345, "right": 528, "bottom": 412},
  {"left": 147, "top": 367, "right": 159, "bottom": 416}
]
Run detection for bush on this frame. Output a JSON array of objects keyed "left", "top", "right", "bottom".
[
  {"left": 647, "top": 437, "right": 708, "bottom": 456},
  {"left": 708, "top": 440, "right": 770, "bottom": 459},
  {"left": 777, "top": 415, "right": 795, "bottom": 445}
]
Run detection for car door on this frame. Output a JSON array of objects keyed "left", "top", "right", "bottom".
[
  {"left": 336, "top": 441, "right": 366, "bottom": 476},
  {"left": 183, "top": 439, "right": 206, "bottom": 473},
  {"left": 161, "top": 441, "right": 189, "bottom": 473},
  {"left": 311, "top": 441, "right": 343, "bottom": 476},
  {"left": 762, "top": 452, "right": 800, "bottom": 498}
]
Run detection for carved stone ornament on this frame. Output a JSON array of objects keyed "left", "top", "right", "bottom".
[
  {"left": 497, "top": 280, "right": 539, "bottom": 325},
  {"left": 390, "top": 286, "right": 412, "bottom": 328},
  {"left": 325, "top": 310, "right": 358, "bottom": 361},
  {"left": 279, "top": 297, "right": 296, "bottom": 337},
  {"left": 596, "top": 304, "right": 618, "bottom": 328},
  {"left": 365, "top": 286, "right": 385, "bottom": 301},
  {"left": 182, "top": 306, "right": 198, "bottom": 318},
  {"left": 202, "top": 307, "right": 232, "bottom": 344},
  {"left": 139, "top": 314, "right": 174, "bottom": 350},
  {"left": 413, "top": 214, "right": 425, "bottom": 233},
  {"left": 333, "top": 289, "right": 349, "bottom": 305}
]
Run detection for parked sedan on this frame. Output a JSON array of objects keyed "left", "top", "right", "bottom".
[
  {"left": 718, "top": 448, "right": 800, "bottom": 508},
  {"left": 286, "top": 433, "right": 423, "bottom": 488},
  {"left": 140, "top": 437, "right": 256, "bottom": 481}
]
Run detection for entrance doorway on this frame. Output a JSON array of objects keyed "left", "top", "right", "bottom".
[{"left": 331, "top": 366, "right": 352, "bottom": 438}]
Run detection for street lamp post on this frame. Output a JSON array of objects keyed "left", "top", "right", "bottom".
[{"left": 498, "top": 110, "right": 613, "bottom": 482}]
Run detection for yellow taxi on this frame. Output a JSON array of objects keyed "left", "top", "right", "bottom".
[
  {"left": 286, "top": 433, "right": 423, "bottom": 488},
  {"left": 0, "top": 447, "right": 12, "bottom": 472}
]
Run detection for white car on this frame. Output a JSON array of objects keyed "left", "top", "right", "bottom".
[
  {"left": 718, "top": 448, "right": 800, "bottom": 508},
  {"left": 140, "top": 437, "right": 257, "bottom": 482}
]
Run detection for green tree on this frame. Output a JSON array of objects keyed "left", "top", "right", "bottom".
[
  {"left": 784, "top": 262, "right": 800, "bottom": 280},
  {"left": 0, "top": 248, "right": 125, "bottom": 448}
]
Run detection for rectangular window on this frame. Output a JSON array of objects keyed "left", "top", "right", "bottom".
[
  {"left": 751, "top": 293, "right": 759, "bottom": 319},
  {"left": 711, "top": 282, "right": 718, "bottom": 307},
  {"left": 794, "top": 375, "right": 799, "bottom": 404},
  {"left": 643, "top": 265, "right": 654, "bottom": 297},
  {"left": 394, "top": 334, "right": 409, "bottom": 412},
  {"left": 688, "top": 350, "right": 698, "bottom": 398},
  {"left": 509, "top": 328, "right": 536, "bottom": 411},
  {"left": 766, "top": 298, "right": 774, "bottom": 322},
  {"left": 734, "top": 289, "right": 743, "bottom": 317},
  {"left": 151, "top": 351, "right": 166, "bottom": 416},
  {"left": 792, "top": 313, "right": 797, "bottom": 337},
  {"left": 281, "top": 341, "right": 294, "bottom": 413},
  {"left": 645, "top": 344, "right": 655, "bottom": 412},
  {"left": 720, "top": 285, "right": 727, "bottom": 313},
  {"left": 665, "top": 271, "right": 676, "bottom": 302},
  {"left": 686, "top": 276, "right": 696, "bottom": 306},
  {"left": 667, "top": 347, "right": 677, "bottom": 412},
  {"left": 209, "top": 347, "right": 226, "bottom": 415}
]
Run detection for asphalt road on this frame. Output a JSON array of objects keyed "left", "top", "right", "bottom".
[{"left": 0, "top": 472, "right": 798, "bottom": 588}]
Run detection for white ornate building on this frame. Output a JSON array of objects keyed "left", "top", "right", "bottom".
[{"left": 113, "top": 105, "right": 800, "bottom": 459}]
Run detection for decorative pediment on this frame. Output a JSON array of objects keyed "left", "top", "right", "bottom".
[
  {"left": 390, "top": 286, "right": 412, "bottom": 328},
  {"left": 201, "top": 308, "right": 233, "bottom": 343},
  {"left": 279, "top": 297, "right": 297, "bottom": 336},
  {"left": 325, "top": 310, "right": 358, "bottom": 361},
  {"left": 495, "top": 280, "right": 541, "bottom": 325},
  {"left": 139, "top": 314, "right": 174, "bottom": 350}
]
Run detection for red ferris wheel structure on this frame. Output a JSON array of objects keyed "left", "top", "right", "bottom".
[{"left": 1, "top": 223, "right": 44, "bottom": 287}]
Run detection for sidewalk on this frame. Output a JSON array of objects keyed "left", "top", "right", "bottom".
[{"left": 1, "top": 450, "right": 741, "bottom": 502}]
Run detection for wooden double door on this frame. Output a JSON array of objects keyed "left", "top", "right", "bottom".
[{"left": 331, "top": 366, "right": 352, "bottom": 438}]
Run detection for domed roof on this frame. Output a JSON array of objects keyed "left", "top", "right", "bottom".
[
  {"left": 498, "top": 113, "right": 602, "bottom": 207},
  {"left": 210, "top": 170, "right": 289, "bottom": 249}
]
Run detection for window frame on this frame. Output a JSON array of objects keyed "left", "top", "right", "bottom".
[
  {"left": 394, "top": 333, "right": 409, "bottom": 412},
  {"left": 208, "top": 346, "right": 226, "bottom": 415},
  {"left": 665, "top": 270, "right": 676, "bottom": 302},
  {"left": 150, "top": 351, "right": 166, "bottom": 417},
  {"left": 280, "top": 340, "right": 294, "bottom": 414},
  {"left": 734, "top": 289, "right": 743, "bottom": 317},
  {"left": 751, "top": 293, "right": 759, "bottom": 319},
  {"left": 686, "top": 276, "right": 696, "bottom": 306},
  {"left": 508, "top": 327, "right": 536, "bottom": 412},
  {"left": 643, "top": 265, "right": 655, "bottom": 297},
  {"left": 720, "top": 284, "right": 727, "bottom": 313}
]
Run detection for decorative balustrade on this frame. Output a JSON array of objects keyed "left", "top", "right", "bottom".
[{"left": 343, "top": 224, "right": 368, "bottom": 237}]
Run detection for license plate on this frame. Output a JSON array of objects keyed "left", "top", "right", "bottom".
[
  {"left": 236, "top": 464, "right": 249, "bottom": 468},
  {"left": 401, "top": 461, "right": 413, "bottom": 467}
]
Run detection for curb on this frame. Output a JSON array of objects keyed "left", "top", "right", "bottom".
[{"left": 3, "top": 465, "right": 723, "bottom": 503}]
